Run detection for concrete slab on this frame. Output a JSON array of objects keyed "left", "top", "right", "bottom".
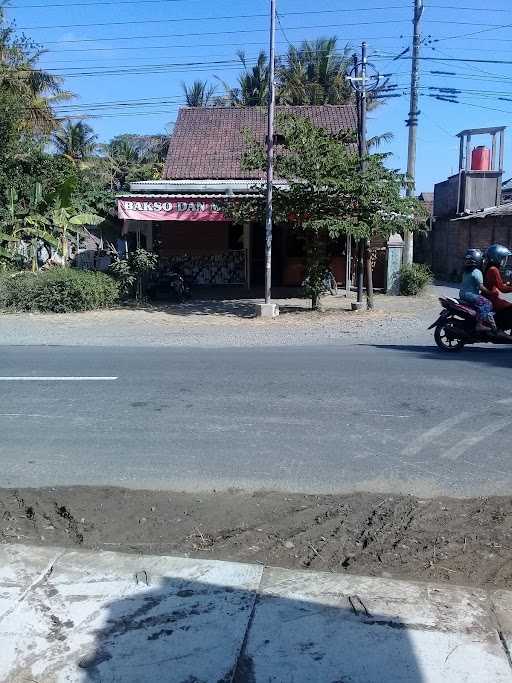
[
  {"left": 491, "top": 589, "right": 512, "bottom": 662},
  {"left": 240, "top": 568, "right": 512, "bottom": 682},
  {"left": 0, "top": 545, "right": 67, "bottom": 676},
  {"left": 255, "top": 302, "right": 279, "bottom": 318},
  {"left": 0, "top": 546, "right": 263, "bottom": 683}
]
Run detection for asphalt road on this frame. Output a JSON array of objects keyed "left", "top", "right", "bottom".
[{"left": 1, "top": 343, "right": 511, "bottom": 497}]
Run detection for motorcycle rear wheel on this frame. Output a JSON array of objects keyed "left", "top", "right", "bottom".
[{"left": 434, "top": 322, "right": 465, "bottom": 352}]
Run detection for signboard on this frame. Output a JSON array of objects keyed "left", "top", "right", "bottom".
[{"left": 118, "top": 197, "right": 227, "bottom": 222}]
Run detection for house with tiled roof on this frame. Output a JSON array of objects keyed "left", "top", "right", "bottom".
[{"left": 117, "top": 105, "right": 361, "bottom": 288}]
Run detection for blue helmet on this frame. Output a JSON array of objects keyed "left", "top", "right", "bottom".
[
  {"left": 464, "top": 248, "right": 483, "bottom": 268},
  {"left": 486, "top": 244, "right": 512, "bottom": 267}
]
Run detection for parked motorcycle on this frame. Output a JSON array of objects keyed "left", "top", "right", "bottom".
[
  {"left": 430, "top": 296, "right": 512, "bottom": 351},
  {"left": 147, "top": 269, "right": 192, "bottom": 302},
  {"left": 302, "top": 269, "right": 338, "bottom": 296}
]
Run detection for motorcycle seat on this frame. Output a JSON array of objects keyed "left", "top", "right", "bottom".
[{"left": 440, "top": 297, "right": 477, "bottom": 317}]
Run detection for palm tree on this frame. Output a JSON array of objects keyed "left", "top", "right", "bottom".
[
  {"left": 182, "top": 80, "right": 216, "bottom": 107},
  {"left": 54, "top": 121, "right": 98, "bottom": 161},
  {"left": 279, "top": 37, "right": 352, "bottom": 106},
  {"left": 0, "top": 11, "right": 73, "bottom": 134},
  {"left": 218, "top": 51, "right": 269, "bottom": 106}
]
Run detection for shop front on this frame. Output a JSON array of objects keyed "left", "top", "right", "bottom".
[
  {"left": 116, "top": 184, "right": 388, "bottom": 291},
  {"left": 118, "top": 184, "right": 357, "bottom": 290},
  {"left": 115, "top": 105, "right": 382, "bottom": 291}
]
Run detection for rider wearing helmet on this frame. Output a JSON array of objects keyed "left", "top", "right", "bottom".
[
  {"left": 484, "top": 244, "right": 512, "bottom": 331},
  {"left": 459, "top": 248, "right": 496, "bottom": 332}
]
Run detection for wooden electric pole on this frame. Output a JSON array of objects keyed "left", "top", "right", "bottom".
[
  {"left": 403, "top": 0, "right": 423, "bottom": 265},
  {"left": 264, "top": 0, "right": 276, "bottom": 304}
]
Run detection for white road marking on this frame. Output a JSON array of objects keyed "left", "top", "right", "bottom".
[
  {"left": 401, "top": 411, "right": 476, "bottom": 457},
  {"left": 0, "top": 377, "right": 118, "bottom": 381},
  {"left": 441, "top": 418, "right": 511, "bottom": 461}
]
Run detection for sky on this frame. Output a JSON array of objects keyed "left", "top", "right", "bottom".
[{"left": 5, "top": 0, "right": 512, "bottom": 192}]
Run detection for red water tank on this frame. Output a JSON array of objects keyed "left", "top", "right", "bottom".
[{"left": 471, "top": 145, "right": 491, "bottom": 171}]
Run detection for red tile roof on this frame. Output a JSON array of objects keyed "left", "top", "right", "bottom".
[{"left": 163, "top": 105, "right": 358, "bottom": 180}]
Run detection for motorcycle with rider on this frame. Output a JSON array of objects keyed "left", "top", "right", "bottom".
[{"left": 430, "top": 243, "right": 512, "bottom": 351}]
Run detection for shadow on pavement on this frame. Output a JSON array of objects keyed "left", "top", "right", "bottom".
[
  {"left": 365, "top": 343, "right": 512, "bottom": 370},
  {"left": 81, "top": 576, "right": 424, "bottom": 683}
]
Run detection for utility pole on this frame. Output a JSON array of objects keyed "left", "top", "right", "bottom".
[
  {"left": 354, "top": 43, "right": 370, "bottom": 310},
  {"left": 354, "top": 51, "right": 365, "bottom": 309},
  {"left": 360, "top": 42, "right": 374, "bottom": 311},
  {"left": 264, "top": 0, "right": 276, "bottom": 305},
  {"left": 403, "top": 0, "right": 423, "bottom": 265}
]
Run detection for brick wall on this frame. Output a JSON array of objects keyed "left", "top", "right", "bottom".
[{"left": 432, "top": 215, "right": 512, "bottom": 278}]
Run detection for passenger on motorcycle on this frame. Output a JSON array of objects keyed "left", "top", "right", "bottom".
[
  {"left": 459, "top": 248, "right": 496, "bottom": 333},
  {"left": 484, "top": 244, "right": 512, "bottom": 331}
]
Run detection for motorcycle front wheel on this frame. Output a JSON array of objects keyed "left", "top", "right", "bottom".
[{"left": 434, "top": 322, "right": 465, "bottom": 352}]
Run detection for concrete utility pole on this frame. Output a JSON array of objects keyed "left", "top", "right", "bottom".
[
  {"left": 403, "top": 0, "right": 423, "bottom": 265},
  {"left": 357, "top": 44, "right": 368, "bottom": 308},
  {"left": 264, "top": 0, "right": 277, "bottom": 306},
  {"left": 359, "top": 42, "right": 375, "bottom": 311}
]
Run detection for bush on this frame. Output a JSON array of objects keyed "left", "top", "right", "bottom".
[
  {"left": 109, "top": 249, "right": 158, "bottom": 300},
  {"left": 399, "top": 263, "right": 432, "bottom": 296},
  {"left": 0, "top": 268, "right": 120, "bottom": 312}
]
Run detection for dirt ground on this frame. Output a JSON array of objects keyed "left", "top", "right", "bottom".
[{"left": 2, "top": 487, "right": 512, "bottom": 590}]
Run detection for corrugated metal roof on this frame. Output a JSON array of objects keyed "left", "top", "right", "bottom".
[{"left": 453, "top": 203, "right": 512, "bottom": 220}]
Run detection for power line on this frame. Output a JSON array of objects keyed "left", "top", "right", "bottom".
[
  {"left": 375, "top": 55, "right": 512, "bottom": 66},
  {"left": 12, "top": 57, "right": 254, "bottom": 75},
  {"left": 11, "top": 0, "right": 410, "bottom": 8},
  {"left": 12, "top": 0, "right": 200, "bottom": 6},
  {"left": 276, "top": 12, "right": 293, "bottom": 49},
  {"left": 18, "top": 12, "right": 412, "bottom": 31},
  {"left": 44, "top": 36, "right": 403, "bottom": 53},
  {"left": 39, "top": 25, "right": 405, "bottom": 47},
  {"left": 429, "top": 4, "right": 512, "bottom": 11},
  {"left": 434, "top": 20, "right": 512, "bottom": 43}
]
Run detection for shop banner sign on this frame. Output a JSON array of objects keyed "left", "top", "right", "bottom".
[{"left": 118, "top": 198, "right": 227, "bottom": 222}]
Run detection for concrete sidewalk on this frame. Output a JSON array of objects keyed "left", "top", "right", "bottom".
[{"left": 2, "top": 545, "right": 512, "bottom": 682}]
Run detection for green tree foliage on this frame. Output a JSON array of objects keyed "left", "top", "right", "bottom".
[
  {"left": 218, "top": 51, "right": 269, "bottom": 106},
  {"left": 182, "top": 80, "right": 217, "bottom": 107},
  {"left": 227, "top": 114, "right": 425, "bottom": 308},
  {"left": 0, "top": 269, "right": 119, "bottom": 312},
  {"left": 199, "top": 38, "right": 354, "bottom": 108},
  {"left": 0, "top": 7, "right": 72, "bottom": 135},
  {"left": 109, "top": 248, "right": 158, "bottom": 300},
  {"left": 278, "top": 38, "right": 353, "bottom": 105},
  {"left": 100, "top": 134, "right": 169, "bottom": 190},
  {"left": 399, "top": 263, "right": 432, "bottom": 296},
  {"left": 53, "top": 121, "right": 98, "bottom": 161}
]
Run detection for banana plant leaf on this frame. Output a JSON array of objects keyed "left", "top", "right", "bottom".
[
  {"left": 69, "top": 212, "right": 104, "bottom": 226},
  {"left": 0, "top": 231, "right": 17, "bottom": 243},
  {"left": 22, "top": 227, "right": 61, "bottom": 249},
  {"left": 48, "top": 177, "right": 78, "bottom": 210}
]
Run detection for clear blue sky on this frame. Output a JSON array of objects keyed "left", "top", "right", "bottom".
[{"left": 6, "top": 0, "right": 512, "bottom": 192}]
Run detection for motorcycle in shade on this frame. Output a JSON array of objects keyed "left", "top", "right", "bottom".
[{"left": 430, "top": 296, "right": 512, "bottom": 351}]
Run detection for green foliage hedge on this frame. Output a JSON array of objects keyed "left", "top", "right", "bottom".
[
  {"left": 0, "top": 269, "right": 120, "bottom": 313},
  {"left": 399, "top": 263, "right": 433, "bottom": 296}
]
